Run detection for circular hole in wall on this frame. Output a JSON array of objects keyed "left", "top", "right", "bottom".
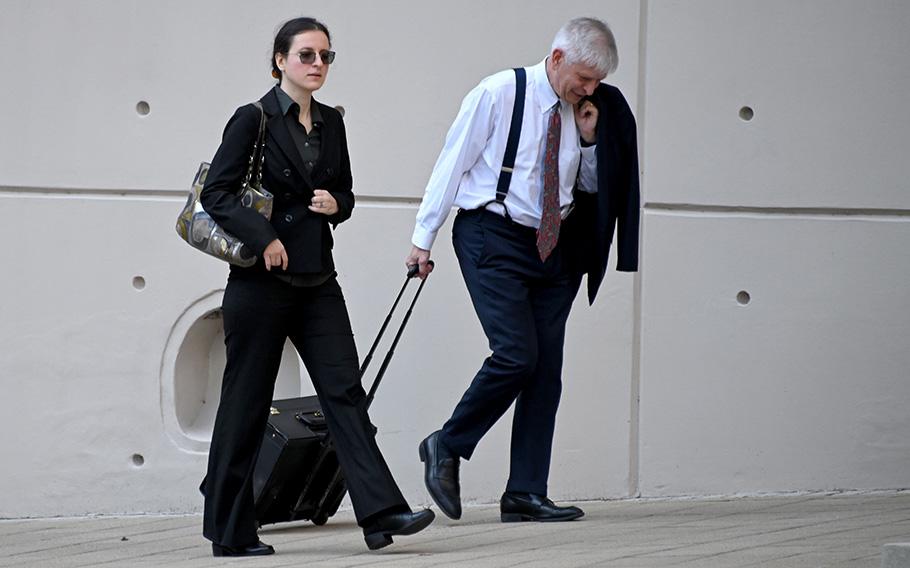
[
  {"left": 334, "top": 105, "right": 345, "bottom": 117},
  {"left": 172, "top": 309, "right": 303, "bottom": 442},
  {"left": 136, "top": 101, "right": 151, "bottom": 116},
  {"left": 738, "top": 106, "right": 754, "bottom": 121},
  {"left": 131, "top": 454, "right": 145, "bottom": 467},
  {"left": 132, "top": 276, "right": 146, "bottom": 290},
  {"left": 736, "top": 290, "right": 751, "bottom": 305}
]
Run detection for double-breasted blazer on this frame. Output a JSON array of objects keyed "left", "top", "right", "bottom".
[{"left": 201, "top": 88, "right": 354, "bottom": 274}]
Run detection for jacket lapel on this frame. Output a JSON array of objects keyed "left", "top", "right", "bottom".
[
  {"left": 310, "top": 99, "right": 336, "bottom": 184},
  {"left": 259, "top": 90, "right": 315, "bottom": 189}
]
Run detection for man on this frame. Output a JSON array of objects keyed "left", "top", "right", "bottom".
[{"left": 406, "top": 17, "right": 639, "bottom": 522}]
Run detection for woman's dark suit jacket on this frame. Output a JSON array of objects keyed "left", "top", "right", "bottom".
[{"left": 200, "top": 88, "right": 354, "bottom": 274}]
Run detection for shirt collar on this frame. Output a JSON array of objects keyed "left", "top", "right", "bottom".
[
  {"left": 529, "top": 59, "right": 560, "bottom": 114},
  {"left": 310, "top": 100, "right": 324, "bottom": 126},
  {"left": 273, "top": 86, "right": 324, "bottom": 126}
]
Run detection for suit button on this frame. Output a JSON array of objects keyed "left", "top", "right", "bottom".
[
  {"left": 283, "top": 169, "right": 291, "bottom": 177},
  {"left": 284, "top": 193, "right": 292, "bottom": 199},
  {"left": 285, "top": 214, "right": 293, "bottom": 222}
]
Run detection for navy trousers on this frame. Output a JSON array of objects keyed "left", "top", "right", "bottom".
[
  {"left": 202, "top": 272, "right": 407, "bottom": 547},
  {"left": 440, "top": 209, "right": 582, "bottom": 496}
]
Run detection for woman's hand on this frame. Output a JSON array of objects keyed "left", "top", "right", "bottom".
[
  {"left": 263, "top": 239, "right": 288, "bottom": 271},
  {"left": 309, "top": 189, "right": 338, "bottom": 216}
]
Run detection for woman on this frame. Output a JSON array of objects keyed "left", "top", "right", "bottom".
[{"left": 199, "top": 17, "right": 433, "bottom": 556}]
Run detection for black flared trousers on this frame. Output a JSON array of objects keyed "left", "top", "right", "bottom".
[{"left": 202, "top": 271, "right": 406, "bottom": 547}]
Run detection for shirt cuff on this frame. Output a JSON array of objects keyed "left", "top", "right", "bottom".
[
  {"left": 581, "top": 144, "right": 597, "bottom": 164},
  {"left": 578, "top": 145, "right": 599, "bottom": 194},
  {"left": 411, "top": 224, "right": 438, "bottom": 251}
]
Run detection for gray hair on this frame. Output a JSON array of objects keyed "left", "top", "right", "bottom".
[{"left": 551, "top": 17, "right": 618, "bottom": 77}]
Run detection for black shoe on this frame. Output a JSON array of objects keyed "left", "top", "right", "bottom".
[
  {"left": 418, "top": 431, "right": 462, "bottom": 519},
  {"left": 211, "top": 540, "right": 275, "bottom": 557},
  {"left": 362, "top": 509, "right": 435, "bottom": 550},
  {"left": 500, "top": 492, "right": 585, "bottom": 522}
]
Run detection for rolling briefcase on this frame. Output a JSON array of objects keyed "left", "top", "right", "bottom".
[
  {"left": 251, "top": 263, "right": 433, "bottom": 526},
  {"left": 252, "top": 396, "right": 343, "bottom": 526}
]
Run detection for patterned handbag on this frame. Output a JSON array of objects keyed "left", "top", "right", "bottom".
[{"left": 175, "top": 102, "right": 273, "bottom": 267}]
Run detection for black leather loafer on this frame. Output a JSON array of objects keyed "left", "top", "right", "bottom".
[
  {"left": 500, "top": 492, "right": 585, "bottom": 522},
  {"left": 363, "top": 509, "right": 435, "bottom": 550},
  {"left": 211, "top": 539, "right": 275, "bottom": 557},
  {"left": 418, "top": 430, "right": 462, "bottom": 519}
]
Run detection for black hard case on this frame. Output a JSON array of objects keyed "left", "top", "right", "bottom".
[{"left": 252, "top": 396, "right": 343, "bottom": 526}]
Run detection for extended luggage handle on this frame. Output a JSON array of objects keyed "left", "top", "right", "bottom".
[
  {"left": 362, "top": 261, "right": 434, "bottom": 408},
  {"left": 299, "top": 263, "right": 433, "bottom": 442}
]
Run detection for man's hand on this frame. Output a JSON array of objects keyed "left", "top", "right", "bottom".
[
  {"left": 309, "top": 189, "right": 339, "bottom": 215},
  {"left": 406, "top": 245, "right": 434, "bottom": 280},
  {"left": 575, "top": 99, "right": 598, "bottom": 144},
  {"left": 263, "top": 238, "right": 288, "bottom": 271}
]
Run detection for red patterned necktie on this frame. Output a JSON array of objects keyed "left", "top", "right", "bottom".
[{"left": 537, "top": 104, "right": 561, "bottom": 261}]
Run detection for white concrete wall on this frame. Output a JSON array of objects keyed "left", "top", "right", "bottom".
[
  {"left": 0, "top": 0, "right": 907, "bottom": 518},
  {"left": 638, "top": 0, "right": 910, "bottom": 496}
]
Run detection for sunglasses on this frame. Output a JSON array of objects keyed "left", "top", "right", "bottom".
[{"left": 297, "top": 50, "right": 336, "bottom": 65}]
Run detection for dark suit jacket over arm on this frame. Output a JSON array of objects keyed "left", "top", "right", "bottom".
[{"left": 568, "top": 83, "right": 640, "bottom": 304}]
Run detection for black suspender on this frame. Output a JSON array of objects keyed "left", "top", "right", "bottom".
[{"left": 483, "top": 67, "right": 526, "bottom": 219}]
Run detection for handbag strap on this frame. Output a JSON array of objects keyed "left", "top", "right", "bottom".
[{"left": 243, "top": 101, "right": 268, "bottom": 187}]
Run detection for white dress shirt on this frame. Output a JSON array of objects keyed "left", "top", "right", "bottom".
[{"left": 412, "top": 59, "right": 598, "bottom": 251}]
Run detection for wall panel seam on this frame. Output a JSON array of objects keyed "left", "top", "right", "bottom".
[
  {"left": 645, "top": 202, "right": 910, "bottom": 218},
  {"left": 628, "top": 0, "right": 648, "bottom": 499},
  {"left": 0, "top": 187, "right": 423, "bottom": 207}
]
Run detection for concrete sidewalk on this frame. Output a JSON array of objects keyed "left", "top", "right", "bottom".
[{"left": 1, "top": 491, "right": 908, "bottom": 567}]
